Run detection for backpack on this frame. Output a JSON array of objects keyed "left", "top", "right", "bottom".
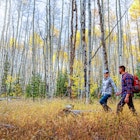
[
  {"left": 133, "top": 76, "right": 140, "bottom": 93},
  {"left": 123, "top": 74, "right": 140, "bottom": 93}
]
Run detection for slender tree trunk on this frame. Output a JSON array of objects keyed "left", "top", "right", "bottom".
[
  {"left": 57, "top": 0, "right": 64, "bottom": 73},
  {"left": 67, "top": 3, "right": 71, "bottom": 97},
  {"left": 126, "top": 15, "right": 134, "bottom": 74},
  {"left": 136, "top": 19, "right": 140, "bottom": 51},
  {"left": 86, "top": 0, "right": 92, "bottom": 103},
  {"left": 68, "top": 0, "right": 77, "bottom": 98},
  {"left": 118, "top": 0, "right": 123, "bottom": 65},
  {"left": 80, "top": 0, "right": 83, "bottom": 99},
  {"left": 18, "top": 9, "right": 29, "bottom": 83},
  {"left": 97, "top": 0, "right": 108, "bottom": 71},
  {"left": 81, "top": 0, "right": 87, "bottom": 100},
  {"left": 32, "top": 0, "right": 36, "bottom": 75},
  {"left": 32, "top": 0, "right": 36, "bottom": 101},
  {"left": 48, "top": 0, "right": 52, "bottom": 98},
  {"left": 0, "top": 0, "right": 8, "bottom": 48},
  {"left": 43, "top": 0, "right": 49, "bottom": 98},
  {"left": 107, "top": 0, "right": 111, "bottom": 69},
  {"left": 0, "top": 0, "right": 11, "bottom": 93}
]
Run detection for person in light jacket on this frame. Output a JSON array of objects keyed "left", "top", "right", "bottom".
[{"left": 98, "top": 70, "right": 118, "bottom": 112}]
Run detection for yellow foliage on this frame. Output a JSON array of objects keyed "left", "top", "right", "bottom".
[
  {"left": 73, "top": 30, "right": 88, "bottom": 49},
  {"left": 60, "top": 51, "right": 68, "bottom": 62},
  {"left": 53, "top": 53, "right": 56, "bottom": 63},
  {"left": 112, "top": 34, "right": 117, "bottom": 42},
  {"left": 29, "top": 32, "right": 43, "bottom": 47},
  {"left": 129, "top": 0, "right": 140, "bottom": 19},
  {"left": 90, "top": 83, "right": 98, "bottom": 94},
  {"left": 131, "top": 45, "right": 137, "bottom": 56},
  {"left": 53, "top": 26, "right": 59, "bottom": 37},
  {"left": 85, "top": 29, "right": 89, "bottom": 44},
  {"left": 13, "top": 84, "right": 23, "bottom": 97},
  {"left": 123, "top": 45, "right": 129, "bottom": 58},
  {"left": 137, "top": 55, "right": 140, "bottom": 62},
  {"left": 123, "top": 45, "right": 138, "bottom": 58},
  {"left": 9, "top": 38, "right": 25, "bottom": 49},
  {"left": 123, "top": 34, "right": 127, "bottom": 43},
  {"left": 75, "top": 31, "right": 81, "bottom": 48},
  {"left": 111, "top": 75, "right": 120, "bottom": 87},
  {"left": 6, "top": 75, "right": 16, "bottom": 84},
  {"left": 10, "top": 38, "right": 15, "bottom": 46},
  {"left": 105, "top": 29, "right": 114, "bottom": 44},
  {"left": 53, "top": 51, "right": 68, "bottom": 64},
  {"left": 70, "top": 60, "right": 84, "bottom": 96},
  {"left": 9, "top": 38, "right": 17, "bottom": 47},
  {"left": 94, "top": 26, "right": 101, "bottom": 37},
  {"left": 74, "top": 27, "right": 101, "bottom": 49},
  {"left": 70, "top": 27, "right": 101, "bottom": 50},
  {"left": 70, "top": 59, "right": 98, "bottom": 96}
]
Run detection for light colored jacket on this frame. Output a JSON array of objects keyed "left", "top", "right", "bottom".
[{"left": 100, "top": 77, "right": 118, "bottom": 95}]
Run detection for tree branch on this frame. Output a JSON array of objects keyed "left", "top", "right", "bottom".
[{"left": 89, "top": 2, "right": 133, "bottom": 63}]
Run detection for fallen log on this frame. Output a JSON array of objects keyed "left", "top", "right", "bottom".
[
  {"left": 0, "top": 124, "right": 15, "bottom": 129},
  {"left": 62, "top": 105, "right": 97, "bottom": 115}
]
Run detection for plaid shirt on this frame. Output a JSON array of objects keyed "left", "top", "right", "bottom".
[{"left": 121, "top": 72, "right": 134, "bottom": 95}]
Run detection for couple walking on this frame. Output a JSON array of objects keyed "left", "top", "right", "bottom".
[{"left": 99, "top": 65, "right": 136, "bottom": 114}]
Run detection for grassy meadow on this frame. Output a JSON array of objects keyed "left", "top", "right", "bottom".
[{"left": 0, "top": 99, "right": 140, "bottom": 140}]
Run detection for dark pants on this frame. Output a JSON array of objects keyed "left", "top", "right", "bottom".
[
  {"left": 100, "top": 94, "right": 111, "bottom": 112},
  {"left": 117, "top": 94, "right": 136, "bottom": 114}
]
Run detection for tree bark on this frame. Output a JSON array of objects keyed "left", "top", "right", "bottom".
[
  {"left": 97, "top": 0, "right": 108, "bottom": 71},
  {"left": 68, "top": 0, "right": 77, "bottom": 98},
  {"left": 86, "top": 0, "right": 92, "bottom": 103}
]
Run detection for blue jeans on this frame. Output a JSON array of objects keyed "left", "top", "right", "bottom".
[{"left": 100, "top": 94, "right": 111, "bottom": 105}]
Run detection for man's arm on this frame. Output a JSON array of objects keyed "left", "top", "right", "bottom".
[
  {"left": 110, "top": 78, "right": 118, "bottom": 93},
  {"left": 125, "top": 77, "right": 133, "bottom": 95},
  {"left": 124, "top": 76, "right": 133, "bottom": 103}
]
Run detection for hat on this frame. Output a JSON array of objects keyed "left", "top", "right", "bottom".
[{"left": 104, "top": 70, "right": 109, "bottom": 74}]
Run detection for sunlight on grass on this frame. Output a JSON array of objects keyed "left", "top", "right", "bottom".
[{"left": 0, "top": 99, "right": 140, "bottom": 140}]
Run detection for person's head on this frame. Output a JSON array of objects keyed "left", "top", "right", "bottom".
[
  {"left": 119, "top": 65, "right": 126, "bottom": 74},
  {"left": 104, "top": 70, "right": 109, "bottom": 78}
]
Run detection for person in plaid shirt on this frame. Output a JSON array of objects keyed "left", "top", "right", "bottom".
[{"left": 116, "top": 66, "right": 137, "bottom": 115}]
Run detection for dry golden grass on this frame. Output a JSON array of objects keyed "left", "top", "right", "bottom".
[{"left": 0, "top": 99, "right": 140, "bottom": 140}]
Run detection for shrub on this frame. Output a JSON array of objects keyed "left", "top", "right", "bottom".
[
  {"left": 56, "top": 71, "right": 68, "bottom": 97},
  {"left": 13, "top": 83, "right": 23, "bottom": 97},
  {"left": 25, "top": 74, "right": 46, "bottom": 99},
  {"left": 1, "top": 56, "right": 10, "bottom": 94}
]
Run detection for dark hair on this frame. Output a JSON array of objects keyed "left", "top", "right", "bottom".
[{"left": 119, "top": 65, "right": 125, "bottom": 72}]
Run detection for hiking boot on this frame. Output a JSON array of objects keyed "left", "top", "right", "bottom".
[{"left": 102, "top": 104, "right": 111, "bottom": 112}]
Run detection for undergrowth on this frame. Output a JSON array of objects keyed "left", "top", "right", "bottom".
[{"left": 0, "top": 99, "right": 140, "bottom": 140}]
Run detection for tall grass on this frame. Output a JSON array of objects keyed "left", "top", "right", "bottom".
[{"left": 0, "top": 99, "right": 140, "bottom": 140}]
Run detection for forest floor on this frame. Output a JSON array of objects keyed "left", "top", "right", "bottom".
[{"left": 0, "top": 99, "right": 140, "bottom": 140}]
